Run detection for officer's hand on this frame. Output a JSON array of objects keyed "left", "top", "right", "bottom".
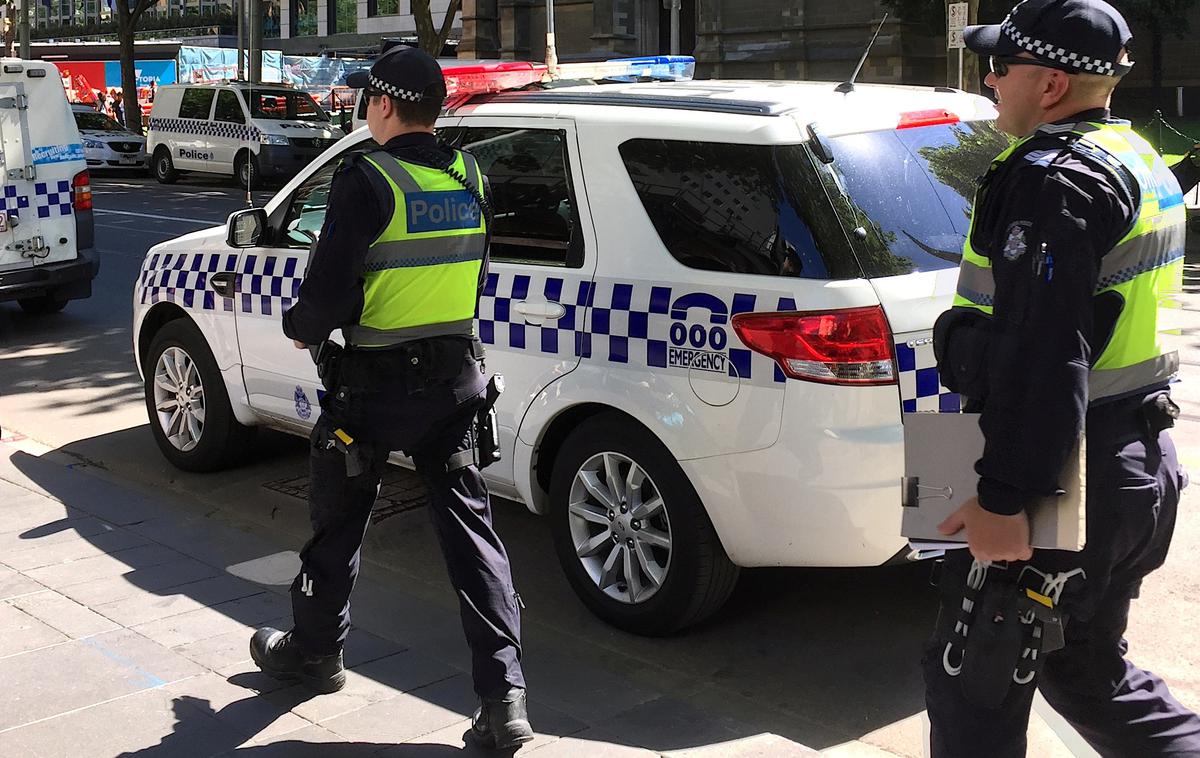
[
  {"left": 937, "top": 497, "right": 1033, "bottom": 562},
  {"left": 293, "top": 340, "right": 307, "bottom": 350}
]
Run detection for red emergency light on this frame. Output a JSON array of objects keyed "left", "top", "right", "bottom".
[{"left": 441, "top": 61, "right": 548, "bottom": 99}]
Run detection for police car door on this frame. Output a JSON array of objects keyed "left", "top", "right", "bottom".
[
  {"left": 0, "top": 73, "right": 48, "bottom": 270},
  {"left": 443, "top": 119, "right": 599, "bottom": 488}
]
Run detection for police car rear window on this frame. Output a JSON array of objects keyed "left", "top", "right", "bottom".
[
  {"left": 824, "top": 120, "right": 1011, "bottom": 276},
  {"left": 619, "top": 139, "right": 860, "bottom": 280}
]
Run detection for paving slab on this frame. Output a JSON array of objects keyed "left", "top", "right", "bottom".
[
  {"left": 55, "top": 555, "right": 223, "bottom": 607},
  {"left": 0, "top": 515, "right": 116, "bottom": 554},
  {"left": 92, "top": 574, "right": 265, "bottom": 627},
  {"left": 0, "top": 686, "right": 241, "bottom": 758},
  {"left": 663, "top": 733, "right": 820, "bottom": 757},
  {"left": 0, "top": 567, "right": 46, "bottom": 601},
  {"left": 385, "top": 696, "right": 588, "bottom": 757},
  {"left": 172, "top": 616, "right": 292, "bottom": 677},
  {"left": 222, "top": 724, "right": 361, "bottom": 757},
  {"left": 1, "top": 527, "right": 150, "bottom": 571},
  {"left": 10, "top": 589, "right": 121, "bottom": 638},
  {"left": 0, "top": 601, "right": 70, "bottom": 657},
  {"left": 165, "top": 672, "right": 314, "bottom": 742},
  {"left": 589, "top": 695, "right": 746, "bottom": 754},
  {"left": 24, "top": 543, "right": 184, "bottom": 589},
  {"left": 321, "top": 674, "right": 479, "bottom": 744},
  {"left": 131, "top": 590, "right": 290, "bottom": 649},
  {"left": 0, "top": 628, "right": 205, "bottom": 730},
  {"left": 522, "top": 728, "right": 660, "bottom": 757}
]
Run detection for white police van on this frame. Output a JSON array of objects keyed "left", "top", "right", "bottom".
[
  {"left": 132, "top": 64, "right": 1006, "bottom": 634},
  {"left": 147, "top": 82, "right": 344, "bottom": 188},
  {"left": 0, "top": 59, "right": 96, "bottom": 315}
]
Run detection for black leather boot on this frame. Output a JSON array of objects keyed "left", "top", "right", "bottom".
[
  {"left": 469, "top": 687, "right": 535, "bottom": 750},
  {"left": 249, "top": 627, "right": 346, "bottom": 694}
]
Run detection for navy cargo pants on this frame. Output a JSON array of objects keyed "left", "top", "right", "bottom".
[
  {"left": 923, "top": 393, "right": 1200, "bottom": 757},
  {"left": 289, "top": 337, "right": 524, "bottom": 698}
]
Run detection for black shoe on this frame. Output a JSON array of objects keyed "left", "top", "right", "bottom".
[
  {"left": 249, "top": 627, "right": 346, "bottom": 694},
  {"left": 469, "top": 687, "right": 535, "bottom": 750}
]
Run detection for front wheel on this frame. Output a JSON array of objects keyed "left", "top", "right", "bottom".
[
  {"left": 154, "top": 148, "right": 178, "bottom": 184},
  {"left": 236, "top": 152, "right": 259, "bottom": 190},
  {"left": 143, "top": 318, "right": 255, "bottom": 471},
  {"left": 550, "top": 413, "right": 740, "bottom": 636}
]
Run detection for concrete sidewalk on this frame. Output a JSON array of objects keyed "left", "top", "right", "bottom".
[{"left": 0, "top": 436, "right": 817, "bottom": 758}]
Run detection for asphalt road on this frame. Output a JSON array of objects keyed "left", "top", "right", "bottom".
[{"left": 1, "top": 172, "right": 1197, "bottom": 756}]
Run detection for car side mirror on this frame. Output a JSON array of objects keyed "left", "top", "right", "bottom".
[{"left": 228, "top": 208, "right": 268, "bottom": 248}]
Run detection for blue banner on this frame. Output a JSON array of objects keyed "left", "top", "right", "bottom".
[
  {"left": 104, "top": 60, "right": 177, "bottom": 89},
  {"left": 177, "top": 46, "right": 284, "bottom": 84},
  {"left": 33, "top": 143, "right": 85, "bottom": 165}
]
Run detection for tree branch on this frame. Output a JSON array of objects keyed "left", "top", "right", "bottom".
[{"left": 437, "top": 0, "right": 462, "bottom": 49}]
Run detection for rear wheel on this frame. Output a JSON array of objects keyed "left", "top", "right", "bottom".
[
  {"left": 17, "top": 295, "right": 68, "bottom": 315},
  {"left": 550, "top": 413, "right": 740, "bottom": 635},
  {"left": 154, "top": 148, "right": 178, "bottom": 184},
  {"left": 236, "top": 152, "right": 259, "bottom": 190},
  {"left": 144, "top": 319, "right": 255, "bottom": 471}
]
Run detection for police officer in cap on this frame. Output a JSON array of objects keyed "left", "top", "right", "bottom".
[
  {"left": 249, "top": 45, "right": 533, "bottom": 750},
  {"left": 925, "top": 0, "right": 1200, "bottom": 754}
]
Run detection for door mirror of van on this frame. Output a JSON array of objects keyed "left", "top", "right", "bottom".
[{"left": 228, "top": 208, "right": 268, "bottom": 248}]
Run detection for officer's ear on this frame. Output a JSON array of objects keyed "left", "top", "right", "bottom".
[{"left": 1040, "top": 69, "right": 1073, "bottom": 109}]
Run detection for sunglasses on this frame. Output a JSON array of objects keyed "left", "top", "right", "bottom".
[{"left": 988, "top": 55, "right": 1077, "bottom": 77}]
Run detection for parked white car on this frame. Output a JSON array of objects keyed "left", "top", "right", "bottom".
[
  {"left": 132, "top": 78, "right": 1004, "bottom": 634},
  {"left": 71, "top": 103, "right": 148, "bottom": 173}
]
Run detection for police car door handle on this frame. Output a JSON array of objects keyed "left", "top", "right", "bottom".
[
  {"left": 514, "top": 301, "right": 566, "bottom": 322},
  {"left": 210, "top": 271, "right": 237, "bottom": 298}
]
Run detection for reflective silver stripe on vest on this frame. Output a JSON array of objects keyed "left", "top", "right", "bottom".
[
  {"left": 1089, "top": 351, "right": 1179, "bottom": 401},
  {"left": 343, "top": 318, "right": 476, "bottom": 347},
  {"left": 955, "top": 259, "right": 995, "bottom": 305},
  {"left": 1096, "top": 230, "right": 1186, "bottom": 291},
  {"left": 363, "top": 234, "right": 486, "bottom": 272},
  {"left": 460, "top": 150, "right": 482, "bottom": 189},
  {"left": 365, "top": 151, "right": 422, "bottom": 193}
]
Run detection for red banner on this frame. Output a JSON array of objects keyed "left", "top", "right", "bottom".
[{"left": 54, "top": 61, "right": 108, "bottom": 105}]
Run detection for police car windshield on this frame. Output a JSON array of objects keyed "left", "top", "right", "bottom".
[
  {"left": 825, "top": 120, "right": 1011, "bottom": 276},
  {"left": 246, "top": 90, "right": 329, "bottom": 122},
  {"left": 74, "top": 112, "right": 126, "bottom": 132}
]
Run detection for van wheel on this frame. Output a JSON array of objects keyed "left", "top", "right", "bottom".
[
  {"left": 154, "top": 148, "right": 178, "bottom": 184},
  {"left": 550, "top": 413, "right": 740, "bottom": 636},
  {"left": 144, "top": 319, "right": 255, "bottom": 472},
  {"left": 236, "top": 153, "right": 259, "bottom": 190},
  {"left": 18, "top": 295, "right": 68, "bottom": 315}
]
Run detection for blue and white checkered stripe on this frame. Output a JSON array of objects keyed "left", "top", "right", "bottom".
[
  {"left": 2, "top": 181, "right": 73, "bottom": 220},
  {"left": 894, "top": 335, "right": 961, "bottom": 413},
  {"left": 150, "top": 118, "right": 261, "bottom": 142},
  {"left": 237, "top": 253, "right": 304, "bottom": 316},
  {"left": 137, "top": 251, "right": 304, "bottom": 315}
]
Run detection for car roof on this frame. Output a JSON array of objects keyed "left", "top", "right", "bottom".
[{"left": 450, "top": 79, "right": 997, "bottom": 137}]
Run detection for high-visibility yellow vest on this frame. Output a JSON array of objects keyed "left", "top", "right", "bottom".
[
  {"left": 342, "top": 149, "right": 487, "bottom": 348},
  {"left": 952, "top": 120, "right": 1186, "bottom": 402}
]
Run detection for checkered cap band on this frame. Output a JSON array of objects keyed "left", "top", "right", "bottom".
[
  {"left": 1000, "top": 17, "right": 1119, "bottom": 75},
  {"left": 369, "top": 74, "right": 425, "bottom": 102}
]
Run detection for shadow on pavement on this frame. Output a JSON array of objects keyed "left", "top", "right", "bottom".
[{"left": 7, "top": 427, "right": 936, "bottom": 753}]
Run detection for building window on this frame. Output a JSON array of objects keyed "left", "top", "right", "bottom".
[
  {"left": 368, "top": 0, "right": 398, "bottom": 17},
  {"left": 328, "top": 0, "right": 357, "bottom": 34},
  {"left": 291, "top": 0, "right": 316, "bottom": 36},
  {"left": 263, "top": 0, "right": 281, "bottom": 38}
]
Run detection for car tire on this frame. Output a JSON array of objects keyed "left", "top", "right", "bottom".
[
  {"left": 17, "top": 295, "right": 68, "bottom": 315},
  {"left": 550, "top": 413, "right": 740, "bottom": 636},
  {"left": 236, "top": 152, "right": 259, "bottom": 190},
  {"left": 143, "top": 319, "right": 255, "bottom": 472},
  {"left": 154, "top": 148, "right": 178, "bottom": 184}
]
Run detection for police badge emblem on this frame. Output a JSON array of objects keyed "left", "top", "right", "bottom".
[
  {"left": 1002, "top": 221, "right": 1031, "bottom": 262},
  {"left": 294, "top": 386, "right": 312, "bottom": 420}
]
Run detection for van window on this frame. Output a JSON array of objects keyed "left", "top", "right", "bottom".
[
  {"left": 823, "top": 120, "right": 1011, "bottom": 276},
  {"left": 179, "top": 88, "right": 216, "bottom": 120},
  {"left": 443, "top": 126, "right": 584, "bottom": 268},
  {"left": 246, "top": 90, "right": 328, "bottom": 122},
  {"left": 619, "top": 139, "right": 859, "bottom": 279},
  {"left": 214, "top": 91, "right": 246, "bottom": 124}
]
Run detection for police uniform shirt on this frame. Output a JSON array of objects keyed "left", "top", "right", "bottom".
[
  {"left": 282, "top": 133, "right": 489, "bottom": 346},
  {"left": 970, "top": 107, "right": 1138, "bottom": 517}
]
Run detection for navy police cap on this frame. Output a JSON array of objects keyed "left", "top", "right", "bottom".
[
  {"left": 964, "top": 0, "right": 1133, "bottom": 76},
  {"left": 346, "top": 45, "right": 444, "bottom": 102}
]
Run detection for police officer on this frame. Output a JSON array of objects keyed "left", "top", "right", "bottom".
[
  {"left": 925, "top": 0, "right": 1200, "bottom": 755},
  {"left": 248, "top": 46, "right": 533, "bottom": 750}
]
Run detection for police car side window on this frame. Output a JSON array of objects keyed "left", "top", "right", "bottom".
[
  {"left": 618, "top": 139, "right": 859, "bottom": 279},
  {"left": 214, "top": 91, "right": 245, "bottom": 124},
  {"left": 180, "top": 88, "right": 216, "bottom": 120},
  {"left": 444, "top": 126, "right": 582, "bottom": 268}
]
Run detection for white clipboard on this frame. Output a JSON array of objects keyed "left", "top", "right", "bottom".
[{"left": 902, "top": 413, "right": 1086, "bottom": 551}]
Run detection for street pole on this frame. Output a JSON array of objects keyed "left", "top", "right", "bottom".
[
  {"left": 958, "top": 48, "right": 963, "bottom": 90},
  {"left": 544, "top": 0, "right": 557, "bottom": 75},
  {"left": 19, "top": 0, "right": 30, "bottom": 60},
  {"left": 237, "top": 0, "right": 246, "bottom": 80},
  {"left": 249, "top": 0, "right": 261, "bottom": 83},
  {"left": 666, "top": 0, "right": 680, "bottom": 55}
]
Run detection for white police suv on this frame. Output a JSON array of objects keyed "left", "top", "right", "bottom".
[{"left": 132, "top": 67, "right": 1005, "bottom": 635}]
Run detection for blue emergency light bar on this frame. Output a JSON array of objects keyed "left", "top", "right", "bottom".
[{"left": 602, "top": 56, "right": 696, "bottom": 82}]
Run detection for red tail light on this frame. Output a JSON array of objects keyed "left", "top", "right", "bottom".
[
  {"left": 72, "top": 170, "right": 92, "bottom": 211},
  {"left": 731, "top": 306, "right": 896, "bottom": 385},
  {"left": 897, "top": 109, "right": 959, "bottom": 129}
]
